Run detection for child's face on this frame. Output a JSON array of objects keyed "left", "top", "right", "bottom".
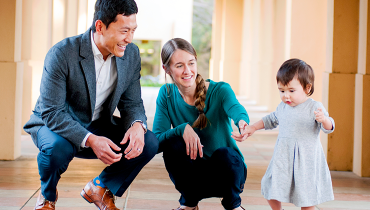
[{"left": 278, "top": 77, "right": 310, "bottom": 107}]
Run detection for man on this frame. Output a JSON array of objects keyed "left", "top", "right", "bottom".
[{"left": 24, "top": 0, "right": 158, "bottom": 209}]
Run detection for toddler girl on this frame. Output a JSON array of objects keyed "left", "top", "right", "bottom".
[{"left": 241, "top": 58, "right": 335, "bottom": 210}]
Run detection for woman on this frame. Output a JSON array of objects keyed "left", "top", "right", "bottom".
[{"left": 153, "top": 38, "right": 249, "bottom": 210}]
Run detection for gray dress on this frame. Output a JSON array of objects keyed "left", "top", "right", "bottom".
[{"left": 261, "top": 98, "right": 335, "bottom": 207}]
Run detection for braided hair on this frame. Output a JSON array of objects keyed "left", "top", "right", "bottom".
[{"left": 161, "top": 38, "right": 208, "bottom": 129}]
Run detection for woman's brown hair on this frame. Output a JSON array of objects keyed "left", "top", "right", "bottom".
[
  {"left": 161, "top": 38, "right": 208, "bottom": 129},
  {"left": 276, "top": 58, "right": 315, "bottom": 96}
]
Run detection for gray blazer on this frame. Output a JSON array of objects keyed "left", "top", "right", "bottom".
[{"left": 24, "top": 29, "right": 146, "bottom": 150}]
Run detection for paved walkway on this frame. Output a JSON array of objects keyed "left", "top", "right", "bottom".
[{"left": 1, "top": 87, "right": 369, "bottom": 210}]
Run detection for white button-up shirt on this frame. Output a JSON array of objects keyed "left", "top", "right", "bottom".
[{"left": 81, "top": 32, "right": 118, "bottom": 147}]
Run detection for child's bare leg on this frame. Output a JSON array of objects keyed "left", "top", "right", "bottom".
[
  {"left": 301, "top": 206, "right": 315, "bottom": 210},
  {"left": 267, "top": 199, "right": 282, "bottom": 210}
]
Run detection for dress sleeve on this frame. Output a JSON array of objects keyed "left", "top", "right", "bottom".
[
  {"left": 262, "top": 111, "right": 279, "bottom": 130},
  {"left": 262, "top": 103, "right": 280, "bottom": 130},
  {"left": 219, "top": 83, "right": 250, "bottom": 127},
  {"left": 316, "top": 102, "right": 335, "bottom": 134},
  {"left": 152, "top": 85, "right": 188, "bottom": 152}
]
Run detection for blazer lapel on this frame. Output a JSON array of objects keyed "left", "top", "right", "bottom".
[
  {"left": 80, "top": 29, "right": 96, "bottom": 118},
  {"left": 109, "top": 56, "right": 128, "bottom": 115}
]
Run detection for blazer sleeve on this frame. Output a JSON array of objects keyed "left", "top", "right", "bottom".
[
  {"left": 40, "top": 46, "right": 89, "bottom": 148},
  {"left": 117, "top": 45, "right": 147, "bottom": 130}
]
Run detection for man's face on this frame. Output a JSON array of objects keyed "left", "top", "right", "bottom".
[{"left": 99, "top": 14, "right": 137, "bottom": 58}]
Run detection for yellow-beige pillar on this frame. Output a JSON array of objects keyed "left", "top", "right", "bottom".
[
  {"left": 353, "top": 0, "right": 370, "bottom": 177},
  {"left": 324, "top": 0, "right": 358, "bottom": 171},
  {"left": 22, "top": 0, "right": 85, "bottom": 127},
  {"left": 287, "top": 0, "right": 329, "bottom": 156},
  {"left": 210, "top": 0, "right": 223, "bottom": 82},
  {"left": 258, "top": 0, "right": 275, "bottom": 107},
  {"left": 0, "top": 0, "right": 24, "bottom": 160},
  {"left": 210, "top": 0, "right": 243, "bottom": 94},
  {"left": 268, "top": 0, "right": 288, "bottom": 111},
  {"left": 22, "top": 0, "right": 53, "bottom": 134},
  {"left": 289, "top": 0, "right": 327, "bottom": 103}
]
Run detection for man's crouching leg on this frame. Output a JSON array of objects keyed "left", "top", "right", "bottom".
[
  {"left": 35, "top": 126, "right": 77, "bottom": 209},
  {"left": 81, "top": 130, "right": 158, "bottom": 210}
]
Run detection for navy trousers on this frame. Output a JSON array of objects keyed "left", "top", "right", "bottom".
[
  {"left": 36, "top": 117, "right": 158, "bottom": 201},
  {"left": 162, "top": 136, "right": 247, "bottom": 210}
]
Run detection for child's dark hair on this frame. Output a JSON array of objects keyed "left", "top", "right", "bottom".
[
  {"left": 277, "top": 58, "right": 315, "bottom": 96},
  {"left": 91, "top": 0, "right": 138, "bottom": 32}
]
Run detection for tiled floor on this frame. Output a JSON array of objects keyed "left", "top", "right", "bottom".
[{"left": 1, "top": 87, "right": 369, "bottom": 210}]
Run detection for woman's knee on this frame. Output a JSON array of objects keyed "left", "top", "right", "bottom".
[
  {"left": 212, "top": 147, "right": 245, "bottom": 171},
  {"left": 161, "top": 136, "right": 190, "bottom": 165},
  {"left": 159, "top": 136, "right": 186, "bottom": 155}
]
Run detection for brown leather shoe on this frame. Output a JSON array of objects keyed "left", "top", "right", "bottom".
[
  {"left": 81, "top": 179, "right": 120, "bottom": 210},
  {"left": 173, "top": 206, "right": 199, "bottom": 210},
  {"left": 34, "top": 190, "right": 58, "bottom": 210}
]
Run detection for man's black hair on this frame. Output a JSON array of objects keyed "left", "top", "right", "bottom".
[{"left": 91, "top": 0, "right": 138, "bottom": 32}]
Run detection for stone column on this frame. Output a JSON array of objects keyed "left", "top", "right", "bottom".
[
  {"left": 22, "top": 0, "right": 53, "bottom": 134},
  {"left": 220, "top": 0, "right": 244, "bottom": 94},
  {"left": 268, "top": 0, "right": 288, "bottom": 111},
  {"left": 249, "top": 0, "right": 262, "bottom": 103},
  {"left": 210, "top": 0, "right": 223, "bottom": 82},
  {"left": 209, "top": 0, "right": 243, "bottom": 94},
  {"left": 353, "top": 0, "right": 370, "bottom": 177},
  {"left": 0, "top": 0, "right": 24, "bottom": 160},
  {"left": 324, "top": 0, "right": 358, "bottom": 171},
  {"left": 238, "top": 0, "right": 253, "bottom": 99},
  {"left": 289, "top": 0, "right": 327, "bottom": 103}
]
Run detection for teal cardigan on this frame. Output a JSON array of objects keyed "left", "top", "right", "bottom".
[{"left": 153, "top": 79, "right": 250, "bottom": 162}]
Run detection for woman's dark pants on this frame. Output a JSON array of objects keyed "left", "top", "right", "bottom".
[
  {"left": 162, "top": 136, "right": 247, "bottom": 210},
  {"left": 36, "top": 117, "right": 158, "bottom": 201}
]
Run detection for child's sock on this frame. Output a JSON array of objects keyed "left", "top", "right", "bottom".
[{"left": 93, "top": 176, "right": 106, "bottom": 188}]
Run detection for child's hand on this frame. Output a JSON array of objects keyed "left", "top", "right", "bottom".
[
  {"left": 314, "top": 108, "right": 327, "bottom": 123},
  {"left": 314, "top": 108, "right": 334, "bottom": 130}
]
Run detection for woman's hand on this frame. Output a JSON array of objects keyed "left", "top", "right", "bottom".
[
  {"left": 232, "top": 125, "right": 256, "bottom": 142},
  {"left": 231, "top": 120, "right": 249, "bottom": 142},
  {"left": 238, "top": 120, "right": 248, "bottom": 134},
  {"left": 183, "top": 124, "right": 203, "bottom": 160}
]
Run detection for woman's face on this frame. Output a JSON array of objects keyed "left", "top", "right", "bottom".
[{"left": 166, "top": 49, "right": 197, "bottom": 89}]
